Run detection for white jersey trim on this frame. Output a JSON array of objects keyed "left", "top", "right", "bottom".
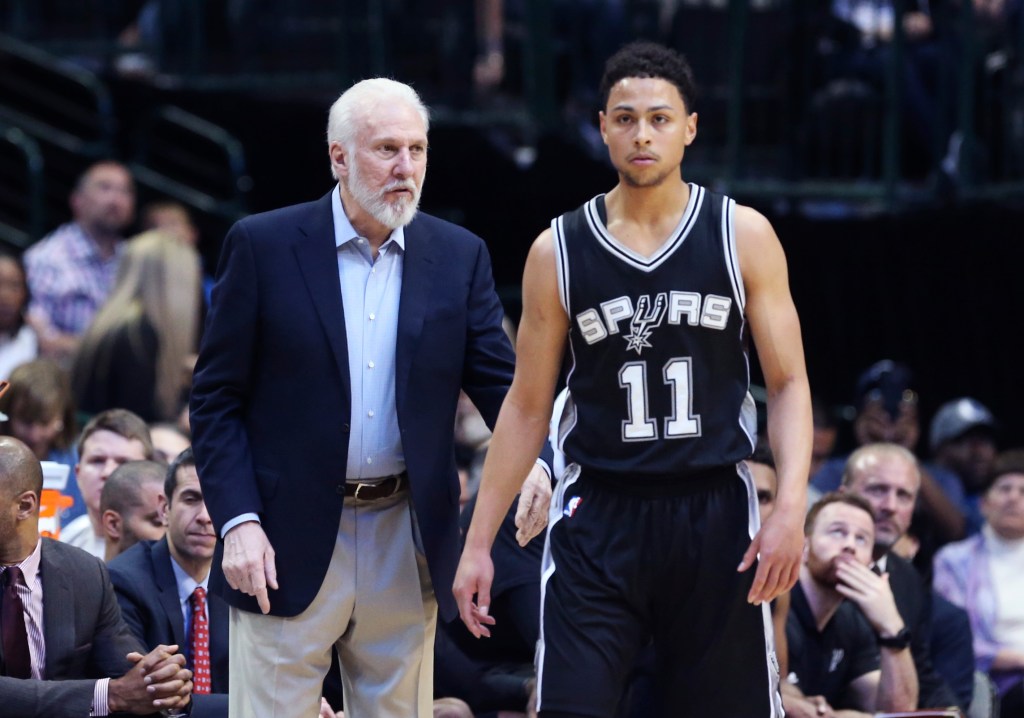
[
  {"left": 582, "top": 183, "right": 705, "bottom": 273},
  {"left": 552, "top": 215, "right": 570, "bottom": 314},
  {"left": 736, "top": 461, "right": 785, "bottom": 717},
  {"left": 535, "top": 462, "right": 581, "bottom": 713},
  {"left": 722, "top": 196, "right": 746, "bottom": 313}
]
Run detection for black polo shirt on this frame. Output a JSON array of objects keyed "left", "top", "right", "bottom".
[{"left": 786, "top": 581, "right": 881, "bottom": 707}]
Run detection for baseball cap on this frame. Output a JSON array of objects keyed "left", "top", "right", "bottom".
[
  {"left": 854, "top": 360, "right": 916, "bottom": 417},
  {"left": 928, "top": 397, "right": 998, "bottom": 451}
]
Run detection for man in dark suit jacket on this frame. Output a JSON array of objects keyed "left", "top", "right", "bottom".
[
  {"left": 0, "top": 436, "right": 192, "bottom": 717},
  {"left": 108, "top": 448, "right": 228, "bottom": 718},
  {"left": 840, "top": 442, "right": 964, "bottom": 709},
  {"left": 190, "top": 78, "right": 549, "bottom": 717}
]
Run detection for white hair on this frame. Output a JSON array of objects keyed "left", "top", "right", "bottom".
[{"left": 326, "top": 78, "right": 430, "bottom": 180}]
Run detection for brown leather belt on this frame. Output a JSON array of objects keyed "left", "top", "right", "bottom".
[{"left": 342, "top": 472, "right": 407, "bottom": 501}]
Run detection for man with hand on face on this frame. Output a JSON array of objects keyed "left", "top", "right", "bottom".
[
  {"left": 0, "top": 436, "right": 192, "bottom": 718},
  {"left": 786, "top": 492, "right": 918, "bottom": 717},
  {"left": 839, "top": 442, "right": 963, "bottom": 710},
  {"left": 190, "top": 77, "right": 550, "bottom": 718}
]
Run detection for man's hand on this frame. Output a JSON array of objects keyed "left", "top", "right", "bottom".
[
  {"left": 452, "top": 546, "right": 498, "bottom": 638},
  {"left": 514, "top": 464, "right": 552, "bottom": 547},
  {"left": 738, "top": 505, "right": 803, "bottom": 604},
  {"left": 834, "top": 559, "right": 904, "bottom": 636},
  {"left": 223, "top": 521, "right": 278, "bottom": 614},
  {"left": 111, "top": 645, "right": 192, "bottom": 714}
]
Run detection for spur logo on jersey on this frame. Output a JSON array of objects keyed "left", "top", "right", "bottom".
[
  {"left": 563, "top": 496, "right": 583, "bottom": 518},
  {"left": 575, "top": 291, "right": 733, "bottom": 356}
]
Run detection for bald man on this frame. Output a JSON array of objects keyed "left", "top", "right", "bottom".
[{"left": 0, "top": 436, "right": 192, "bottom": 717}]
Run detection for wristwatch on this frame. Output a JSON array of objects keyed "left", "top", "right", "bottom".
[{"left": 877, "top": 626, "right": 912, "bottom": 650}]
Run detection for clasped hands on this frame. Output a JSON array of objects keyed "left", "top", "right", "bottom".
[{"left": 110, "top": 644, "right": 192, "bottom": 714}]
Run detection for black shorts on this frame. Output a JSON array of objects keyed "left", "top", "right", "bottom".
[{"left": 536, "top": 463, "right": 783, "bottom": 718}]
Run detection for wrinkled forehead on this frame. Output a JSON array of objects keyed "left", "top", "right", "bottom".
[{"left": 815, "top": 502, "right": 875, "bottom": 536}]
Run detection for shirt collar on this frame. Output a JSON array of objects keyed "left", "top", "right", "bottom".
[
  {"left": 331, "top": 185, "right": 406, "bottom": 252},
  {"left": 170, "top": 552, "right": 210, "bottom": 606},
  {"left": 3, "top": 537, "right": 42, "bottom": 590},
  {"left": 68, "top": 223, "right": 124, "bottom": 264}
]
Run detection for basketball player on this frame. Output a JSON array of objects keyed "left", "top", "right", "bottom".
[{"left": 454, "top": 41, "right": 812, "bottom": 717}]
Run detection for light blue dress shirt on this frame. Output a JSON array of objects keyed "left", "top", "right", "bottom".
[
  {"left": 170, "top": 555, "right": 210, "bottom": 644},
  {"left": 220, "top": 187, "right": 409, "bottom": 537},
  {"left": 331, "top": 186, "right": 407, "bottom": 479}
]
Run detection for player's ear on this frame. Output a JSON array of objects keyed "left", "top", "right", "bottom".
[
  {"left": 684, "top": 112, "right": 698, "bottom": 146},
  {"left": 599, "top": 111, "right": 609, "bottom": 145}
]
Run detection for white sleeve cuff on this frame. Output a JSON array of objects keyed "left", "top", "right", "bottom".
[
  {"left": 90, "top": 677, "right": 110, "bottom": 716},
  {"left": 221, "top": 513, "right": 261, "bottom": 538}
]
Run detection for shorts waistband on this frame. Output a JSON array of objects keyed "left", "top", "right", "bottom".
[{"left": 576, "top": 465, "right": 738, "bottom": 498}]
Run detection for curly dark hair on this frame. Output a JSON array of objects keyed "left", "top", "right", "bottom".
[{"left": 598, "top": 41, "right": 697, "bottom": 113}]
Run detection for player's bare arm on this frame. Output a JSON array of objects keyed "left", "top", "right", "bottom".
[
  {"left": 454, "top": 227, "right": 569, "bottom": 637},
  {"left": 735, "top": 204, "right": 812, "bottom": 604}
]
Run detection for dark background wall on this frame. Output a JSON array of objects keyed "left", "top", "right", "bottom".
[{"left": 107, "top": 81, "right": 1024, "bottom": 453}]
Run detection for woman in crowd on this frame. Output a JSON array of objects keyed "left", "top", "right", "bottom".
[
  {"left": 72, "top": 230, "right": 201, "bottom": 423},
  {"left": 0, "top": 249, "right": 37, "bottom": 380},
  {"left": 934, "top": 449, "right": 1024, "bottom": 717},
  {"left": 0, "top": 358, "right": 82, "bottom": 520}
]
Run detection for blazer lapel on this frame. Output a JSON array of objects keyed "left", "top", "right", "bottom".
[
  {"left": 152, "top": 539, "right": 187, "bottom": 648},
  {"left": 40, "top": 541, "right": 74, "bottom": 679},
  {"left": 293, "top": 191, "right": 351, "bottom": 399},
  {"left": 396, "top": 218, "right": 437, "bottom": 413}
]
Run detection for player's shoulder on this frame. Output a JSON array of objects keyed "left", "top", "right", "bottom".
[{"left": 732, "top": 202, "right": 774, "bottom": 238}]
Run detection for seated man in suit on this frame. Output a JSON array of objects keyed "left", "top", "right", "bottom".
[
  {"left": 0, "top": 435, "right": 192, "bottom": 717},
  {"left": 100, "top": 460, "right": 167, "bottom": 562},
  {"left": 108, "top": 448, "right": 227, "bottom": 718},
  {"left": 786, "top": 492, "right": 918, "bottom": 716}
]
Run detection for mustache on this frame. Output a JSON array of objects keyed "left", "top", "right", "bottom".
[{"left": 384, "top": 180, "right": 417, "bottom": 193}]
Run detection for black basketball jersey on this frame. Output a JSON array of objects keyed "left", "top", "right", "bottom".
[{"left": 553, "top": 183, "right": 756, "bottom": 479}]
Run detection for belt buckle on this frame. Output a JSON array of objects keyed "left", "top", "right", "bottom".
[{"left": 353, "top": 482, "right": 371, "bottom": 501}]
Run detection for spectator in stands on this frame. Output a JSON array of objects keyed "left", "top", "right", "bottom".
[
  {"left": 150, "top": 422, "right": 191, "bottom": 465},
  {"left": 61, "top": 409, "right": 153, "bottom": 558},
  {"left": 812, "top": 360, "right": 967, "bottom": 547},
  {"left": 786, "top": 492, "right": 918, "bottom": 715},
  {"left": 0, "top": 250, "right": 36, "bottom": 380},
  {"left": 99, "top": 460, "right": 167, "bottom": 562},
  {"left": 820, "top": 1, "right": 949, "bottom": 175},
  {"left": 0, "top": 359, "right": 81, "bottom": 520},
  {"left": 929, "top": 397, "right": 1000, "bottom": 535},
  {"left": 889, "top": 512, "right": 976, "bottom": 710},
  {"left": 839, "top": 443, "right": 964, "bottom": 710},
  {"left": 24, "top": 161, "right": 135, "bottom": 363},
  {"left": 810, "top": 396, "right": 839, "bottom": 491},
  {"left": 72, "top": 231, "right": 201, "bottom": 423},
  {"left": 140, "top": 200, "right": 214, "bottom": 304},
  {"left": 934, "top": 449, "right": 1024, "bottom": 717},
  {"left": 0, "top": 435, "right": 193, "bottom": 717}
]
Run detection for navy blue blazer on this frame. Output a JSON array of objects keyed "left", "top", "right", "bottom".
[
  {"left": 107, "top": 538, "right": 230, "bottom": 717},
  {"left": 190, "top": 190, "right": 516, "bottom": 620}
]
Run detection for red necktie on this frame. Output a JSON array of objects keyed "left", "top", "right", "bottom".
[
  {"left": 190, "top": 587, "right": 211, "bottom": 694},
  {"left": 1, "top": 566, "right": 31, "bottom": 678}
]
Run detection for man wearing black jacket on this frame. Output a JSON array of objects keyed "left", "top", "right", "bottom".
[{"left": 840, "top": 443, "right": 965, "bottom": 710}]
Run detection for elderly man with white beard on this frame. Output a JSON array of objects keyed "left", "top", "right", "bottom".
[{"left": 190, "top": 78, "right": 551, "bottom": 718}]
